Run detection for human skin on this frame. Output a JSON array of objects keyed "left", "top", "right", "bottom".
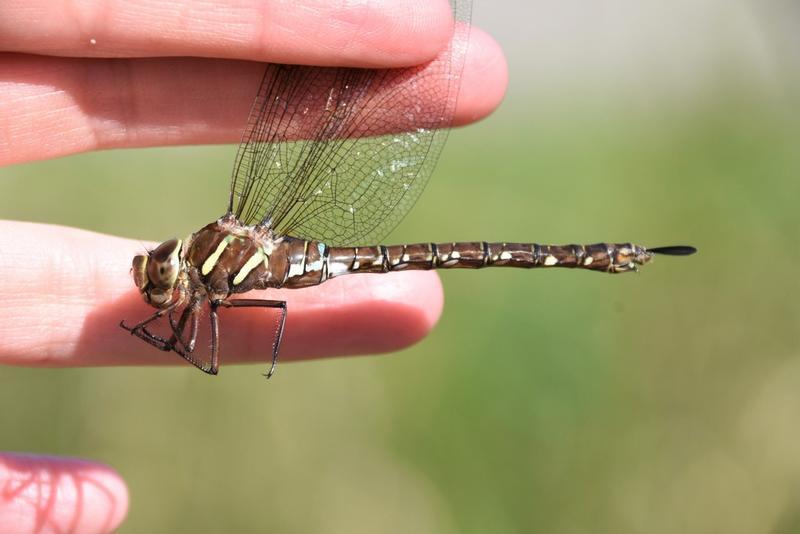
[{"left": 0, "top": 0, "right": 508, "bottom": 531}]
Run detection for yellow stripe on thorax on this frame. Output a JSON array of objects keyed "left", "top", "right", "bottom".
[
  {"left": 201, "top": 237, "right": 231, "bottom": 275},
  {"left": 233, "top": 249, "right": 267, "bottom": 285}
]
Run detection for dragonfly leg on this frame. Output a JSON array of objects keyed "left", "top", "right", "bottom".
[
  {"left": 120, "top": 302, "right": 182, "bottom": 351},
  {"left": 218, "top": 299, "right": 287, "bottom": 379},
  {"left": 125, "top": 325, "right": 173, "bottom": 352},
  {"left": 120, "top": 301, "right": 180, "bottom": 333},
  {"left": 123, "top": 301, "right": 214, "bottom": 375},
  {"left": 206, "top": 304, "right": 220, "bottom": 376},
  {"left": 124, "top": 313, "right": 190, "bottom": 357},
  {"left": 182, "top": 309, "right": 200, "bottom": 353},
  {"left": 169, "top": 303, "right": 200, "bottom": 353},
  {"left": 171, "top": 329, "right": 217, "bottom": 375},
  {"left": 167, "top": 304, "right": 216, "bottom": 375}
]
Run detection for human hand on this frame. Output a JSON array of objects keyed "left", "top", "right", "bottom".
[{"left": 0, "top": 0, "right": 507, "bottom": 530}]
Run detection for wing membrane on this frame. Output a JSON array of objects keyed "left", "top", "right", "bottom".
[{"left": 228, "top": 0, "right": 470, "bottom": 246}]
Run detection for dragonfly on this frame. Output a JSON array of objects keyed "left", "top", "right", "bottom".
[{"left": 120, "top": 0, "right": 695, "bottom": 377}]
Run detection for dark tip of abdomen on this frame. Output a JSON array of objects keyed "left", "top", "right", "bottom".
[{"left": 648, "top": 245, "right": 697, "bottom": 256}]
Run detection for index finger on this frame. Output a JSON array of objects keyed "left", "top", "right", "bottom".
[
  {"left": 0, "top": 0, "right": 454, "bottom": 68},
  {"left": 0, "top": 28, "right": 506, "bottom": 165}
]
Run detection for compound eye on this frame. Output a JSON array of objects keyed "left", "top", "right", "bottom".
[
  {"left": 147, "top": 238, "right": 182, "bottom": 290},
  {"left": 132, "top": 255, "right": 149, "bottom": 290}
]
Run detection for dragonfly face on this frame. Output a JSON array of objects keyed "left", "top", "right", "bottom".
[{"left": 131, "top": 238, "right": 184, "bottom": 308}]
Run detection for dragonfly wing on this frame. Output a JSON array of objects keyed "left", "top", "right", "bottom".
[{"left": 228, "top": 0, "right": 470, "bottom": 246}]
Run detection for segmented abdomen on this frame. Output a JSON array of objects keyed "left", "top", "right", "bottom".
[{"left": 318, "top": 242, "right": 644, "bottom": 280}]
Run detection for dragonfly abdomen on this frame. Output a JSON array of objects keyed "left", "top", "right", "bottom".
[
  {"left": 192, "top": 234, "right": 659, "bottom": 295},
  {"left": 321, "top": 242, "right": 655, "bottom": 278}
]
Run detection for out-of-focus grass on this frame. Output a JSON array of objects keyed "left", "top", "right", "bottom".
[{"left": 1, "top": 86, "right": 799, "bottom": 533}]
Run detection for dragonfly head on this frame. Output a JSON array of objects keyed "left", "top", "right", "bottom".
[{"left": 132, "top": 238, "right": 183, "bottom": 308}]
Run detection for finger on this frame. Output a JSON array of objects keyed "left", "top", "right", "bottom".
[
  {"left": 0, "top": 453, "right": 128, "bottom": 533},
  {"left": 0, "top": 28, "right": 507, "bottom": 165},
  {"left": 0, "top": 0, "right": 454, "bottom": 68},
  {"left": 0, "top": 221, "right": 444, "bottom": 368}
]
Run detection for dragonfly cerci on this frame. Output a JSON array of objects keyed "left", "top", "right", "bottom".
[{"left": 120, "top": 0, "right": 695, "bottom": 377}]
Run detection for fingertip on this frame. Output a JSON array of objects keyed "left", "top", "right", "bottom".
[
  {"left": 372, "top": 270, "right": 444, "bottom": 336},
  {"left": 368, "top": 0, "right": 456, "bottom": 67},
  {"left": 87, "top": 462, "right": 130, "bottom": 530},
  {"left": 349, "top": 270, "right": 445, "bottom": 350},
  {"left": 258, "top": 0, "right": 457, "bottom": 67},
  {"left": 0, "top": 453, "right": 129, "bottom": 533},
  {"left": 414, "top": 271, "right": 445, "bottom": 345},
  {"left": 456, "top": 27, "right": 509, "bottom": 124}
]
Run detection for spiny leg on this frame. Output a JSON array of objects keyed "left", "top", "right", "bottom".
[
  {"left": 122, "top": 300, "right": 211, "bottom": 373},
  {"left": 120, "top": 301, "right": 182, "bottom": 351},
  {"left": 206, "top": 304, "right": 220, "bottom": 376},
  {"left": 166, "top": 302, "right": 216, "bottom": 375},
  {"left": 138, "top": 307, "right": 198, "bottom": 355},
  {"left": 218, "top": 299, "right": 287, "bottom": 379},
  {"left": 124, "top": 324, "right": 174, "bottom": 352},
  {"left": 120, "top": 301, "right": 180, "bottom": 333},
  {"left": 158, "top": 306, "right": 217, "bottom": 376},
  {"left": 125, "top": 308, "right": 197, "bottom": 360},
  {"left": 121, "top": 299, "right": 216, "bottom": 375},
  {"left": 169, "top": 302, "right": 200, "bottom": 353},
  {"left": 183, "top": 310, "right": 200, "bottom": 353},
  {"left": 167, "top": 306, "right": 191, "bottom": 348}
]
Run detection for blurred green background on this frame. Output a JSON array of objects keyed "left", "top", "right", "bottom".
[{"left": 2, "top": 2, "right": 800, "bottom": 533}]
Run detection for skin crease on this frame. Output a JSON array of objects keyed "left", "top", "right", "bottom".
[{"left": 0, "top": 1, "right": 508, "bottom": 531}]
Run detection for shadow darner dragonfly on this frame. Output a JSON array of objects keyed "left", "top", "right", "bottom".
[{"left": 120, "top": 0, "right": 695, "bottom": 377}]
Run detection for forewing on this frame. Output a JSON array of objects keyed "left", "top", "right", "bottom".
[{"left": 228, "top": 0, "right": 470, "bottom": 246}]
